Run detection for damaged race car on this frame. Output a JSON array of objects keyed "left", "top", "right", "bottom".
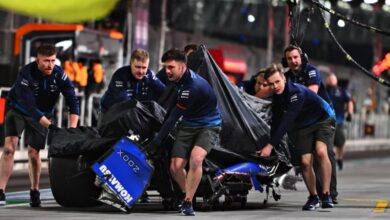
[{"left": 47, "top": 45, "right": 293, "bottom": 213}]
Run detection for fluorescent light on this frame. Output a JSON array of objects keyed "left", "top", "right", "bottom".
[{"left": 364, "top": 0, "right": 378, "bottom": 4}]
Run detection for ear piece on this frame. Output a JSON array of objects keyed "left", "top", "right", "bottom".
[
  {"left": 281, "top": 45, "right": 309, "bottom": 67},
  {"left": 281, "top": 57, "right": 288, "bottom": 68}
]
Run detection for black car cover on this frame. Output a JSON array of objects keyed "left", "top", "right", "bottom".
[{"left": 187, "top": 45, "right": 290, "bottom": 165}]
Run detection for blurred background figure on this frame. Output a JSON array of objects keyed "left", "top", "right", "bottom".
[
  {"left": 326, "top": 73, "right": 354, "bottom": 170},
  {"left": 241, "top": 68, "right": 272, "bottom": 99}
]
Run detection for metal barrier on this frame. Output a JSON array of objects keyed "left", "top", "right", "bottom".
[
  {"left": 56, "top": 91, "right": 86, "bottom": 127},
  {"left": 345, "top": 112, "right": 390, "bottom": 139},
  {"left": 86, "top": 93, "right": 103, "bottom": 126}
]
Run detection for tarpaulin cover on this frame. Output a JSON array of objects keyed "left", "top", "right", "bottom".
[
  {"left": 187, "top": 45, "right": 291, "bottom": 165},
  {"left": 48, "top": 100, "right": 166, "bottom": 157},
  {"left": 47, "top": 126, "right": 117, "bottom": 158},
  {"left": 98, "top": 100, "right": 166, "bottom": 139}
]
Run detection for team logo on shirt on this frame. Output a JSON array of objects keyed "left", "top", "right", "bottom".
[
  {"left": 21, "top": 78, "right": 29, "bottom": 87},
  {"left": 180, "top": 90, "right": 190, "bottom": 99},
  {"left": 115, "top": 81, "right": 124, "bottom": 87},
  {"left": 308, "top": 70, "right": 316, "bottom": 78},
  {"left": 290, "top": 94, "right": 298, "bottom": 103}
]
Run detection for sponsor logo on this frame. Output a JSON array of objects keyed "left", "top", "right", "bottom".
[
  {"left": 308, "top": 70, "right": 316, "bottom": 78},
  {"left": 98, "top": 164, "right": 134, "bottom": 204},
  {"left": 180, "top": 90, "right": 190, "bottom": 99},
  {"left": 117, "top": 149, "right": 140, "bottom": 173},
  {"left": 290, "top": 94, "right": 298, "bottom": 103},
  {"left": 115, "top": 81, "right": 123, "bottom": 87}
]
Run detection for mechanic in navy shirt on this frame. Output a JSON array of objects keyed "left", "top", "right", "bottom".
[
  {"left": 326, "top": 73, "right": 353, "bottom": 170},
  {"left": 100, "top": 48, "right": 166, "bottom": 113},
  {"left": 283, "top": 45, "right": 338, "bottom": 204},
  {"left": 0, "top": 44, "right": 80, "bottom": 207},
  {"left": 258, "top": 64, "right": 335, "bottom": 211},
  {"left": 150, "top": 48, "right": 221, "bottom": 216}
]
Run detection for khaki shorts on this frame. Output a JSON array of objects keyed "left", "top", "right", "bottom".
[
  {"left": 288, "top": 118, "right": 335, "bottom": 157},
  {"left": 333, "top": 124, "right": 346, "bottom": 148},
  {"left": 171, "top": 125, "right": 221, "bottom": 158}
]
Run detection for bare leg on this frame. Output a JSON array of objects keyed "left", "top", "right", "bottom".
[
  {"left": 185, "top": 146, "right": 207, "bottom": 201},
  {"left": 0, "top": 136, "right": 19, "bottom": 191},
  {"left": 316, "top": 141, "right": 332, "bottom": 195},
  {"left": 300, "top": 153, "right": 317, "bottom": 195},
  {"left": 170, "top": 157, "right": 188, "bottom": 193},
  {"left": 27, "top": 146, "right": 41, "bottom": 190}
]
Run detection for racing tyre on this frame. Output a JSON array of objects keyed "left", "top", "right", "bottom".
[{"left": 49, "top": 156, "right": 102, "bottom": 207}]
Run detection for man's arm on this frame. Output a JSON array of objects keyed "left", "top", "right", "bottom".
[
  {"left": 308, "top": 84, "right": 319, "bottom": 94},
  {"left": 69, "top": 114, "right": 79, "bottom": 128},
  {"left": 13, "top": 69, "right": 45, "bottom": 121},
  {"left": 258, "top": 93, "right": 305, "bottom": 157},
  {"left": 39, "top": 116, "right": 52, "bottom": 128}
]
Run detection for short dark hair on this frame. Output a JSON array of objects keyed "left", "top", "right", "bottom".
[
  {"left": 184, "top": 44, "right": 198, "bottom": 54},
  {"left": 37, "top": 44, "right": 56, "bottom": 56},
  {"left": 161, "top": 48, "right": 187, "bottom": 63},
  {"left": 264, "top": 63, "right": 284, "bottom": 80},
  {"left": 283, "top": 45, "right": 303, "bottom": 57}
]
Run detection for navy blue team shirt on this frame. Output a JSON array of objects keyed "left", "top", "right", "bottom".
[
  {"left": 269, "top": 80, "right": 335, "bottom": 147},
  {"left": 327, "top": 86, "right": 351, "bottom": 125},
  {"left": 7, "top": 62, "right": 80, "bottom": 122},
  {"left": 285, "top": 63, "right": 333, "bottom": 106},
  {"left": 153, "top": 69, "right": 222, "bottom": 144},
  {"left": 100, "top": 66, "right": 166, "bottom": 112}
]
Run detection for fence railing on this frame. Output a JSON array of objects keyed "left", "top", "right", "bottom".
[{"left": 345, "top": 112, "right": 390, "bottom": 139}]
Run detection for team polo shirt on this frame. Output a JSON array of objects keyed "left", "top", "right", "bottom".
[
  {"left": 285, "top": 63, "right": 333, "bottom": 106},
  {"left": 100, "top": 66, "right": 166, "bottom": 112},
  {"left": 327, "top": 86, "right": 351, "bottom": 124},
  {"left": 270, "top": 80, "right": 335, "bottom": 147},
  {"left": 7, "top": 62, "right": 79, "bottom": 121}
]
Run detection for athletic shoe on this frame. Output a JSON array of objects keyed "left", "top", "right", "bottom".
[
  {"left": 30, "top": 189, "right": 41, "bottom": 207},
  {"left": 0, "top": 189, "right": 5, "bottom": 206},
  {"left": 321, "top": 194, "right": 334, "bottom": 208},
  {"left": 302, "top": 195, "right": 320, "bottom": 211},
  {"left": 180, "top": 200, "right": 195, "bottom": 216}
]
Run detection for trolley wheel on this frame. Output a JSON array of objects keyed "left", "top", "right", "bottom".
[
  {"left": 223, "top": 196, "right": 233, "bottom": 209},
  {"left": 240, "top": 196, "right": 247, "bottom": 208}
]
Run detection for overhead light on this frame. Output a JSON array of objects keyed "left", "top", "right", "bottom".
[
  {"left": 337, "top": 19, "right": 346, "bottom": 27},
  {"left": 364, "top": 0, "right": 378, "bottom": 4},
  {"left": 342, "top": 0, "right": 352, "bottom": 2},
  {"left": 337, "top": 1, "right": 351, "bottom": 9},
  {"left": 247, "top": 14, "right": 255, "bottom": 23},
  {"left": 361, "top": 3, "right": 374, "bottom": 11}
]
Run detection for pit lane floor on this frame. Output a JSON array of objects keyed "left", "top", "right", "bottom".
[{"left": 0, "top": 157, "right": 389, "bottom": 219}]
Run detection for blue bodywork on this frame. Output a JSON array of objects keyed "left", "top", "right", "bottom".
[
  {"left": 216, "top": 162, "right": 269, "bottom": 192},
  {"left": 92, "top": 137, "right": 153, "bottom": 207}
]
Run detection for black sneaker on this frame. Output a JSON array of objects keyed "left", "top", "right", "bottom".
[
  {"left": 337, "top": 160, "right": 343, "bottom": 170},
  {"left": 30, "top": 189, "right": 41, "bottom": 207},
  {"left": 332, "top": 196, "right": 338, "bottom": 205},
  {"left": 0, "top": 189, "right": 5, "bottom": 206},
  {"left": 321, "top": 194, "right": 334, "bottom": 208},
  {"left": 180, "top": 200, "right": 195, "bottom": 216},
  {"left": 302, "top": 195, "right": 320, "bottom": 211}
]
